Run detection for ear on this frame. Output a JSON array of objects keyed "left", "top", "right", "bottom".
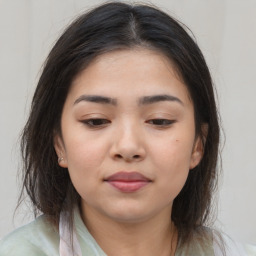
[
  {"left": 189, "top": 124, "right": 208, "bottom": 170},
  {"left": 53, "top": 133, "right": 68, "bottom": 168}
]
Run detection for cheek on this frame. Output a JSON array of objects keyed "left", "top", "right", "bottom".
[
  {"left": 64, "top": 138, "right": 106, "bottom": 199},
  {"left": 151, "top": 137, "right": 193, "bottom": 196},
  {"left": 153, "top": 136, "right": 194, "bottom": 170},
  {"left": 64, "top": 134, "right": 108, "bottom": 176}
]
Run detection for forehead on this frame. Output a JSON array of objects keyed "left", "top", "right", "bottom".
[
  {"left": 68, "top": 48, "right": 191, "bottom": 105},
  {"left": 74, "top": 48, "right": 180, "bottom": 82}
]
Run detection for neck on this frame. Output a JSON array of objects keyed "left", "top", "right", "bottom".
[{"left": 81, "top": 205, "right": 178, "bottom": 256}]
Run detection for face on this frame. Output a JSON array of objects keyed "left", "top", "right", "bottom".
[{"left": 55, "top": 49, "right": 203, "bottom": 224}]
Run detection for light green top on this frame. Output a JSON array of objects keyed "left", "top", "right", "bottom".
[
  {"left": 0, "top": 209, "right": 216, "bottom": 256},
  {"left": 0, "top": 208, "right": 106, "bottom": 256}
]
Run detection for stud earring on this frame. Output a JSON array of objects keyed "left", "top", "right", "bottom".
[{"left": 58, "top": 157, "right": 64, "bottom": 163}]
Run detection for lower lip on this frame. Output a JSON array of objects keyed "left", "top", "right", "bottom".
[{"left": 106, "top": 181, "right": 150, "bottom": 192}]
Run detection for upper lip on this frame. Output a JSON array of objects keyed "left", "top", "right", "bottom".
[{"left": 104, "top": 171, "right": 151, "bottom": 182}]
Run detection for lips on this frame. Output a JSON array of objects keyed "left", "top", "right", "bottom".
[{"left": 104, "top": 171, "right": 151, "bottom": 192}]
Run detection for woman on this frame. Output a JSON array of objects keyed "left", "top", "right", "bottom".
[{"left": 0, "top": 2, "right": 243, "bottom": 255}]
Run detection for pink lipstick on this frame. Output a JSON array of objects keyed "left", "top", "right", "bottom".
[{"left": 104, "top": 171, "right": 151, "bottom": 193}]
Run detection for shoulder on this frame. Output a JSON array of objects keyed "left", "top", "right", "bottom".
[
  {"left": 0, "top": 215, "right": 60, "bottom": 256},
  {"left": 212, "top": 230, "right": 248, "bottom": 256},
  {"left": 177, "top": 227, "right": 248, "bottom": 256},
  {"left": 176, "top": 227, "right": 215, "bottom": 255},
  {"left": 190, "top": 227, "right": 248, "bottom": 256}
]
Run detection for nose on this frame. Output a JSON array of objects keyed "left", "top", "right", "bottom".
[{"left": 110, "top": 122, "right": 146, "bottom": 162}]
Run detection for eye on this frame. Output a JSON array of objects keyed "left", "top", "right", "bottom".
[
  {"left": 81, "top": 118, "right": 111, "bottom": 128},
  {"left": 146, "top": 119, "right": 176, "bottom": 127}
]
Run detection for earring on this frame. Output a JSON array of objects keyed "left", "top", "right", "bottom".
[{"left": 58, "top": 157, "right": 64, "bottom": 163}]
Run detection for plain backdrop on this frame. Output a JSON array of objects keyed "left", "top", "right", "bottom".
[{"left": 0, "top": 0, "right": 255, "bottom": 244}]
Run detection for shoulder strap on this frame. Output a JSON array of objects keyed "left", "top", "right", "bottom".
[{"left": 59, "top": 210, "right": 82, "bottom": 256}]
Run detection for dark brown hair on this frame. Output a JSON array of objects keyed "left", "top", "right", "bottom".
[{"left": 19, "top": 1, "right": 220, "bottom": 248}]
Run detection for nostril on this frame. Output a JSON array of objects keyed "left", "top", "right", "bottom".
[{"left": 114, "top": 154, "right": 141, "bottom": 160}]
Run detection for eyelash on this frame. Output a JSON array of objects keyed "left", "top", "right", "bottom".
[
  {"left": 81, "top": 119, "right": 111, "bottom": 128},
  {"left": 81, "top": 118, "right": 176, "bottom": 128},
  {"left": 146, "top": 119, "right": 176, "bottom": 126}
]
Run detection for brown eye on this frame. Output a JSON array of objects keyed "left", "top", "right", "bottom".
[
  {"left": 82, "top": 119, "right": 111, "bottom": 127},
  {"left": 147, "top": 119, "right": 176, "bottom": 126}
]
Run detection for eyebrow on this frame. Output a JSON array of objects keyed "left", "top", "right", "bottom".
[
  {"left": 138, "top": 94, "right": 184, "bottom": 106},
  {"left": 74, "top": 95, "right": 117, "bottom": 105},
  {"left": 74, "top": 94, "right": 183, "bottom": 106}
]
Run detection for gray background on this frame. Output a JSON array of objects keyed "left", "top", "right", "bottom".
[{"left": 0, "top": 0, "right": 255, "bottom": 244}]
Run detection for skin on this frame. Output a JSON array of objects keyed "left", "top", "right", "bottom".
[{"left": 54, "top": 48, "right": 203, "bottom": 256}]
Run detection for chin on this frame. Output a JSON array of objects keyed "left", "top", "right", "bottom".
[{"left": 103, "top": 206, "right": 158, "bottom": 224}]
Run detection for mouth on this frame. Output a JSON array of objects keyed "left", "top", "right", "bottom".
[{"left": 104, "top": 171, "right": 152, "bottom": 193}]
